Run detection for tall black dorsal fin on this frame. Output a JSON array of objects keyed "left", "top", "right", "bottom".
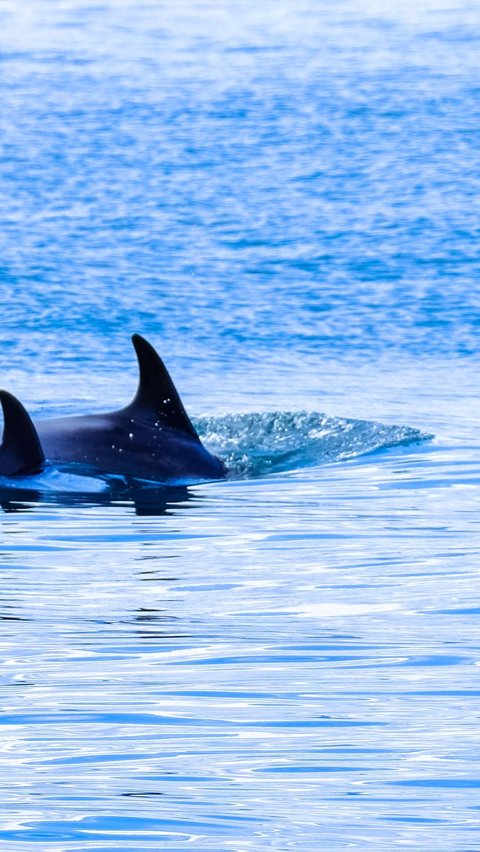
[
  {"left": 0, "top": 391, "right": 45, "bottom": 476},
  {"left": 126, "top": 334, "right": 200, "bottom": 440}
]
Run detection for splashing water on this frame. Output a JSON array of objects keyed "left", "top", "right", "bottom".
[
  {"left": 0, "top": 410, "right": 431, "bottom": 501},
  {"left": 196, "top": 411, "right": 432, "bottom": 479}
]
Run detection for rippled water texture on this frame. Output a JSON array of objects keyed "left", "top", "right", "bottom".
[{"left": 1, "top": 0, "right": 480, "bottom": 849}]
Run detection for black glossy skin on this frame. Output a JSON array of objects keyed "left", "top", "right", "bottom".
[
  {"left": 36, "top": 409, "right": 226, "bottom": 483},
  {"left": 1, "top": 335, "right": 226, "bottom": 483}
]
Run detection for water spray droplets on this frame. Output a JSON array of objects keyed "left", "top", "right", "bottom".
[{"left": 194, "top": 411, "right": 431, "bottom": 479}]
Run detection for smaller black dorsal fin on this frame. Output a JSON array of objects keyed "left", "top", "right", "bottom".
[
  {"left": 126, "top": 334, "right": 200, "bottom": 441},
  {"left": 0, "top": 391, "right": 45, "bottom": 476}
]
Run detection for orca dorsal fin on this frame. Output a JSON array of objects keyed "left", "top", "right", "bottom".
[
  {"left": 0, "top": 390, "right": 45, "bottom": 476},
  {"left": 126, "top": 334, "right": 200, "bottom": 440}
]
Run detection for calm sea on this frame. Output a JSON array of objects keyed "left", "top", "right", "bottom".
[{"left": 1, "top": 1, "right": 480, "bottom": 848}]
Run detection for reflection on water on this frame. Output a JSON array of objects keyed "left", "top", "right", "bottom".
[
  {"left": 0, "top": 408, "right": 430, "bottom": 513},
  {"left": 0, "top": 482, "right": 192, "bottom": 515},
  {"left": 1, "top": 442, "right": 480, "bottom": 848},
  {"left": 1, "top": 0, "right": 480, "bottom": 848}
]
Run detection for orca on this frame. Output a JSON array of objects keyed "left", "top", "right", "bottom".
[
  {"left": 0, "top": 390, "right": 45, "bottom": 477},
  {"left": 0, "top": 335, "right": 226, "bottom": 483}
]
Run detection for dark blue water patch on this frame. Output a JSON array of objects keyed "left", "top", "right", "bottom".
[
  {"left": 0, "top": 712, "right": 230, "bottom": 727},
  {"left": 173, "top": 653, "right": 371, "bottom": 665},
  {"left": 244, "top": 719, "right": 383, "bottom": 729},
  {"left": 433, "top": 607, "right": 480, "bottom": 615},
  {"left": 380, "top": 815, "right": 448, "bottom": 824},
  {"left": 161, "top": 689, "right": 324, "bottom": 700},
  {"left": 399, "top": 690, "right": 480, "bottom": 697},
  {"left": 314, "top": 747, "right": 393, "bottom": 754},
  {"left": 390, "top": 779, "right": 480, "bottom": 789},
  {"left": 398, "top": 653, "right": 468, "bottom": 667},
  {"left": 2, "top": 0, "right": 480, "bottom": 364},
  {"left": 379, "top": 476, "right": 480, "bottom": 491},
  {"left": 279, "top": 643, "right": 373, "bottom": 651},
  {"left": 0, "top": 712, "right": 382, "bottom": 729},
  {"left": 0, "top": 543, "right": 71, "bottom": 552},
  {"left": 40, "top": 532, "right": 215, "bottom": 542},
  {"left": 44, "top": 752, "right": 153, "bottom": 765},
  {"left": 257, "top": 765, "right": 366, "bottom": 774},
  {"left": 240, "top": 716, "right": 385, "bottom": 730},
  {"left": 0, "top": 813, "right": 258, "bottom": 843},
  {"left": 339, "top": 654, "right": 469, "bottom": 670}
]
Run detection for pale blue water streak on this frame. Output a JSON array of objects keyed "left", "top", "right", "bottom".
[{"left": 1, "top": 0, "right": 480, "bottom": 849}]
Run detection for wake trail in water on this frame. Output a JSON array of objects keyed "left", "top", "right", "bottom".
[
  {"left": 0, "top": 411, "right": 431, "bottom": 508},
  {"left": 196, "top": 411, "right": 432, "bottom": 479}
]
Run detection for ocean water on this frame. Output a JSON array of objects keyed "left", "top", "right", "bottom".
[{"left": 1, "top": 0, "right": 480, "bottom": 848}]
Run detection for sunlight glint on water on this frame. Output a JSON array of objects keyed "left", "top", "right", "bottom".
[{"left": 1, "top": 0, "right": 480, "bottom": 849}]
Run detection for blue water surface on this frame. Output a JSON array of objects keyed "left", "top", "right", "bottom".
[{"left": 1, "top": 0, "right": 480, "bottom": 849}]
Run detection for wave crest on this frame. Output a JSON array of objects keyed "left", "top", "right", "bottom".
[{"left": 196, "top": 411, "right": 431, "bottom": 478}]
